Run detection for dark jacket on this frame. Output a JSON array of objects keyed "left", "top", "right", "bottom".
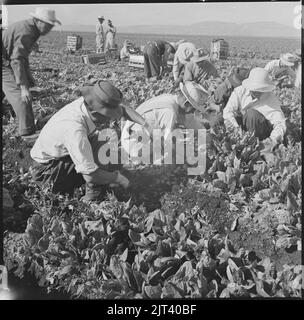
[{"left": 2, "top": 18, "right": 40, "bottom": 87}]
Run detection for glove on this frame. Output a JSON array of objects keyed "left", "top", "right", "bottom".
[{"left": 114, "top": 171, "right": 129, "bottom": 189}]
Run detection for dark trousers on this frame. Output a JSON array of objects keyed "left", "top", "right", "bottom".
[
  {"left": 2, "top": 66, "right": 36, "bottom": 136},
  {"left": 143, "top": 43, "right": 161, "bottom": 78},
  {"left": 32, "top": 132, "right": 122, "bottom": 200},
  {"left": 237, "top": 108, "right": 273, "bottom": 140}
]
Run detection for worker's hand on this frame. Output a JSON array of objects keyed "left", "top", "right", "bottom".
[
  {"left": 174, "top": 77, "right": 183, "bottom": 88},
  {"left": 260, "top": 137, "right": 278, "bottom": 152},
  {"left": 114, "top": 171, "right": 130, "bottom": 189},
  {"left": 20, "top": 85, "right": 32, "bottom": 105}
]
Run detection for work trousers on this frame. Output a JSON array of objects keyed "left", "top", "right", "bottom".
[
  {"left": 96, "top": 35, "right": 104, "bottom": 53},
  {"left": 2, "top": 66, "right": 36, "bottom": 136},
  {"left": 143, "top": 43, "right": 161, "bottom": 79},
  {"left": 237, "top": 108, "right": 273, "bottom": 141},
  {"left": 32, "top": 131, "right": 122, "bottom": 200}
]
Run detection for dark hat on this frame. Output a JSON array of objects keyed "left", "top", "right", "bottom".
[
  {"left": 228, "top": 67, "right": 250, "bottom": 88},
  {"left": 80, "top": 80, "right": 123, "bottom": 119}
]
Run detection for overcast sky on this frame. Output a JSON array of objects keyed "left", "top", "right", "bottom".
[{"left": 3, "top": 2, "right": 301, "bottom": 28}]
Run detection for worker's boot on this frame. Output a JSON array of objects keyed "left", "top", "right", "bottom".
[{"left": 81, "top": 183, "right": 106, "bottom": 204}]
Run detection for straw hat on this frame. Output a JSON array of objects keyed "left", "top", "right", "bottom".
[
  {"left": 242, "top": 67, "right": 275, "bottom": 92},
  {"left": 179, "top": 81, "right": 209, "bottom": 111},
  {"left": 30, "top": 7, "right": 61, "bottom": 26},
  {"left": 80, "top": 81, "right": 123, "bottom": 120},
  {"left": 280, "top": 53, "right": 297, "bottom": 67}
]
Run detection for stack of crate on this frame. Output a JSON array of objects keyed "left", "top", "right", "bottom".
[
  {"left": 210, "top": 39, "right": 229, "bottom": 60},
  {"left": 81, "top": 53, "right": 107, "bottom": 65},
  {"left": 67, "top": 35, "right": 82, "bottom": 52}
]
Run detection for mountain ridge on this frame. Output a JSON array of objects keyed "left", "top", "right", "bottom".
[{"left": 59, "top": 21, "right": 300, "bottom": 39}]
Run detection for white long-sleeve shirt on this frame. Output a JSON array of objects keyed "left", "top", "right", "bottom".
[
  {"left": 172, "top": 42, "right": 196, "bottom": 80},
  {"left": 223, "top": 85, "right": 286, "bottom": 143}
]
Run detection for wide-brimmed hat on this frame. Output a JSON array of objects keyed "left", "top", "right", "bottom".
[
  {"left": 280, "top": 53, "right": 297, "bottom": 67},
  {"left": 30, "top": 7, "right": 61, "bottom": 26},
  {"left": 179, "top": 81, "right": 209, "bottom": 112},
  {"left": 98, "top": 16, "right": 105, "bottom": 20},
  {"left": 228, "top": 67, "right": 250, "bottom": 87},
  {"left": 242, "top": 67, "right": 275, "bottom": 92},
  {"left": 80, "top": 80, "right": 123, "bottom": 119}
]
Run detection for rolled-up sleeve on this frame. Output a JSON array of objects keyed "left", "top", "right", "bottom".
[
  {"left": 64, "top": 129, "right": 99, "bottom": 175},
  {"left": 267, "top": 110, "right": 286, "bottom": 143},
  {"left": 223, "top": 89, "right": 241, "bottom": 131}
]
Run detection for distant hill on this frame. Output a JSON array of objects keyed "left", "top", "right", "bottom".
[{"left": 61, "top": 21, "right": 300, "bottom": 39}]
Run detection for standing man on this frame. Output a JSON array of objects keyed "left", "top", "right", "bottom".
[
  {"left": 2, "top": 7, "right": 61, "bottom": 139},
  {"left": 223, "top": 67, "right": 286, "bottom": 146},
  {"left": 96, "top": 16, "right": 105, "bottom": 53},
  {"left": 143, "top": 40, "right": 176, "bottom": 82},
  {"left": 172, "top": 41, "right": 197, "bottom": 85},
  {"left": 104, "top": 19, "right": 116, "bottom": 53}
]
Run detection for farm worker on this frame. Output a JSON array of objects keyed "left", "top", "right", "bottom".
[
  {"left": 264, "top": 52, "right": 300, "bottom": 88},
  {"left": 2, "top": 7, "right": 61, "bottom": 140},
  {"left": 120, "top": 40, "right": 132, "bottom": 60},
  {"left": 30, "top": 81, "right": 152, "bottom": 202},
  {"left": 183, "top": 49, "right": 219, "bottom": 84},
  {"left": 223, "top": 67, "right": 286, "bottom": 146},
  {"left": 96, "top": 16, "right": 105, "bottom": 53},
  {"left": 121, "top": 81, "right": 212, "bottom": 161},
  {"left": 142, "top": 40, "right": 176, "bottom": 81},
  {"left": 211, "top": 67, "right": 249, "bottom": 110},
  {"left": 104, "top": 19, "right": 117, "bottom": 52},
  {"left": 172, "top": 41, "right": 197, "bottom": 85}
]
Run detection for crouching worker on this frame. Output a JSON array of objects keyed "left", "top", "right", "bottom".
[
  {"left": 121, "top": 81, "right": 211, "bottom": 164},
  {"left": 223, "top": 67, "right": 286, "bottom": 147},
  {"left": 30, "top": 81, "right": 151, "bottom": 202}
]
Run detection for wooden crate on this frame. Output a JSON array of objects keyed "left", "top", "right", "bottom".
[
  {"left": 210, "top": 39, "right": 229, "bottom": 60},
  {"left": 67, "top": 35, "right": 82, "bottom": 52},
  {"left": 81, "top": 53, "right": 107, "bottom": 65},
  {"left": 129, "top": 54, "right": 144, "bottom": 69}
]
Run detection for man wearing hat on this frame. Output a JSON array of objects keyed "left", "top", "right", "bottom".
[
  {"left": 2, "top": 7, "right": 61, "bottom": 139},
  {"left": 121, "top": 81, "right": 210, "bottom": 162},
  {"left": 30, "top": 81, "right": 151, "bottom": 202},
  {"left": 223, "top": 67, "right": 286, "bottom": 146},
  {"left": 104, "top": 19, "right": 117, "bottom": 53},
  {"left": 96, "top": 16, "right": 105, "bottom": 53},
  {"left": 172, "top": 41, "right": 197, "bottom": 85},
  {"left": 120, "top": 40, "right": 132, "bottom": 60},
  {"left": 143, "top": 40, "right": 176, "bottom": 81},
  {"left": 212, "top": 67, "right": 249, "bottom": 110},
  {"left": 183, "top": 49, "right": 219, "bottom": 84},
  {"left": 264, "top": 52, "right": 301, "bottom": 88}
]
